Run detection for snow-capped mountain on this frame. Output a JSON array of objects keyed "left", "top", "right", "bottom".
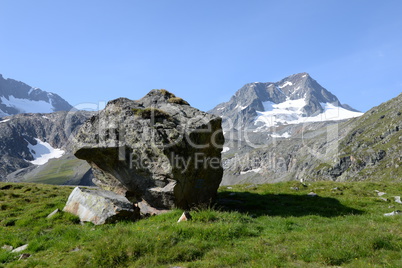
[
  {"left": 210, "top": 73, "right": 363, "bottom": 133},
  {"left": 0, "top": 74, "right": 72, "bottom": 117}
]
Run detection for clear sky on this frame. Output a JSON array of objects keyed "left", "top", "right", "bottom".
[{"left": 1, "top": 0, "right": 401, "bottom": 112}]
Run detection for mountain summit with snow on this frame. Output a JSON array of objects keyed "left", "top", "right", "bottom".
[
  {"left": 210, "top": 73, "right": 363, "bottom": 132},
  {"left": 0, "top": 74, "right": 72, "bottom": 117}
]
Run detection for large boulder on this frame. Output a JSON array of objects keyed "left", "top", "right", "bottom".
[
  {"left": 63, "top": 187, "right": 139, "bottom": 225},
  {"left": 73, "top": 90, "right": 224, "bottom": 210}
]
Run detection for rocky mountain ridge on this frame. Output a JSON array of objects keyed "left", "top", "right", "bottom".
[
  {"left": 0, "top": 74, "right": 72, "bottom": 117},
  {"left": 209, "top": 73, "right": 362, "bottom": 133},
  {"left": 221, "top": 93, "right": 401, "bottom": 185}
]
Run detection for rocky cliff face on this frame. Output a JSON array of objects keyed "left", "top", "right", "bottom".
[
  {"left": 74, "top": 90, "right": 224, "bottom": 210},
  {"left": 319, "top": 93, "right": 402, "bottom": 181},
  {"left": 0, "top": 74, "right": 72, "bottom": 117}
]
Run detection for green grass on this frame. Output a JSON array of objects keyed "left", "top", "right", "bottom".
[
  {"left": 1, "top": 181, "right": 402, "bottom": 267},
  {"left": 131, "top": 108, "right": 171, "bottom": 120},
  {"left": 25, "top": 157, "right": 89, "bottom": 185}
]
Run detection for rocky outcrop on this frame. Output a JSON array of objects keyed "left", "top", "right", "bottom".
[
  {"left": 63, "top": 187, "right": 139, "bottom": 224},
  {"left": 73, "top": 90, "right": 224, "bottom": 210}
]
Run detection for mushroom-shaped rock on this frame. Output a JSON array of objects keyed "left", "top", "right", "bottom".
[{"left": 73, "top": 90, "right": 224, "bottom": 210}]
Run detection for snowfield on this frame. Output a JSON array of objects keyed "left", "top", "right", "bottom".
[
  {"left": 26, "top": 138, "right": 65, "bottom": 165},
  {"left": 0, "top": 95, "right": 54, "bottom": 114},
  {"left": 254, "top": 98, "right": 363, "bottom": 131},
  {"left": 240, "top": 168, "right": 262, "bottom": 175}
]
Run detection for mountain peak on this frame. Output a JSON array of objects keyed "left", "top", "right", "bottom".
[
  {"left": 209, "top": 73, "right": 362, "bottom": 132},
  {"left": 0, "top": 74, "right": 73, "bottom": 117}
]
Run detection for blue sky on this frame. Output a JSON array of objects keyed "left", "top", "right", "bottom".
[{"left": 0, "top": 0, "right": 401, "bottom": 112}]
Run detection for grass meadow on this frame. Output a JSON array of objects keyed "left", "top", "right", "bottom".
[{"left": 1, "top": 181, "right": 402, "bottom": 267}]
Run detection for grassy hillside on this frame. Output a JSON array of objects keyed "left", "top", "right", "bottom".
[
  {"left": 1, "top": 181, "right": 402, "bottom": 267},
  {"left": 312, "top": 93, "right": 402, "bottom": 182},
  {"left": 15, "top": 155, "right": 92, "bottom": 186}
]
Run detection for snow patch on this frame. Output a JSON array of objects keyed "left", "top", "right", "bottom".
[
  {"left": 1, "top": 96, "right": 54, "bottom": 114},
  {"left": 222, "top": 147, "right": 230, "bottom": 153},
  {"left": 28, "top": 87, "right": 39, "bottom": 95},
  {"left": 0, "top": 119, "right": 11, "bottom": 123},
  {"left": 255, "top": 99, "right": 307, "bottom": 128},
  {"left": 240, "top": 168, "right": 261, "bottom": 175},
  {"left": 302, "top": 74, "right": 307, "bottom": 78},
  {"left": 26, "top": 138, "right": 65, "bottom": 165},
  {"left": 235, "top": 104, "right": 248, "bottom": 110},
  {"left": 254, "top": 99, "right": 363, "bottom": 130},
  {"left": 279, "top": 81, "right": 293, "bottom": 88},
  {"left": 270, "top": 132, "right": 291, "bottom": 138}
]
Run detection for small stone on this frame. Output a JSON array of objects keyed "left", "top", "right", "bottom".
[
  {"left": 70, "top": 247, "right": 81, "bottom": 252},
  {"left": 11, "top": 244, "right": 28, "bottom": 253},
  {"left": 229, "top": 192, "right": 236, "bottom": 196},
  {"left": 1, "top": 245, "right": 13, "bottom": 251},
  {"left": 177, "top": 211, "right": 192, "bottom": 222},
  {"left": 377, "top": 192, "right": 386, "bottom": 197},
  {"left": 226, "top": 187, "right": 233, "bottom": 190},
  {"left": 290, "top": 187, "right": 299, "bottom": 191},
  {"left": 18, "top": 253, "right": 31, "bottom": 260},
  {"left": 394, "top": 196, "right": 402, "bottom": 204},
  {"left": 380, "top": 198, "right": 389, "bottom": 202},
  {"left": 46, "top": 208, "right": 60, "bottom": 218},
  {"left": 384, "top": 210, "right": 402, "bottom": 216},
  {"left": 307, "top": 192, "right": 318, "bottom": 197},
  {"left": 137, "top": 200, "right": 170, "bottom": 216}
]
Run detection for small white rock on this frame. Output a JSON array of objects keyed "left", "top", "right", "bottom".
[
  {"left": 394, "top": 196, "right": 402, "bottom": 204},
  {"left": 177, "top": 211, "right": 192, "bottom": 223},
  {"left": 307, "top": 192, "right": 318, "bottom": 197},
  {"left": 384, "top": 210, "right": 401, "bottom": 216},
  {"left": 11, "top": 244, "right": 28, "bottom": 253},
  {"left": 47, "top": 208, "right": 60, "bottom": 218}
]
